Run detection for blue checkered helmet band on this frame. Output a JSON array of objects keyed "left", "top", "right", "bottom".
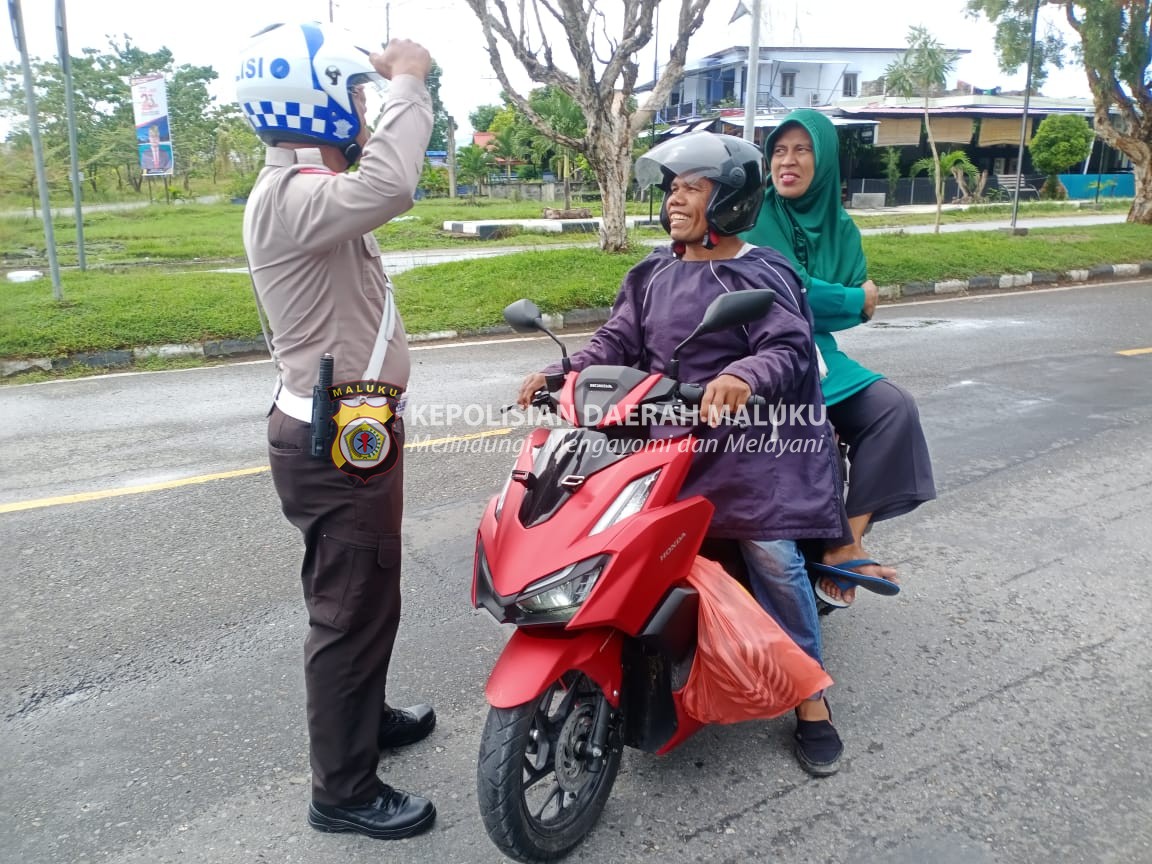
[{"left": 235, "top": 21, "right": 380, "bottom": 147}]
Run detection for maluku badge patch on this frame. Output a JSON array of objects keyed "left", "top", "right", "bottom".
[{"left": 326, "top": 380, "right": 403, "bottom": 481}]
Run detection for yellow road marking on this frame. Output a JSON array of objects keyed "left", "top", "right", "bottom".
[
  {"left": 1116, "top": 347, "right": 1152, "bottom": 356},
  {"left": 0, "top": 466, "right": 271, "bottom": 514},
  {"left": 406, "top": 428, "right": 514, "bottom": 448},
  {"left": 0, "top": 428, "right": 518, "bottom": 514}
]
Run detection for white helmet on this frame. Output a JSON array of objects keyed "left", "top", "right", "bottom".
[{"left": 235, "top": 22, "right": 381, "bottom": 161}]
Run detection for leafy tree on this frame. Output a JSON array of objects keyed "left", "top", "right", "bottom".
[
  {"left": 911, "top": 149, "right": 980, "bottom": 203},
  {"left": 0, "top": 38, "right": 218, "bottom": 197},
  {"left": 419, "top": 160, "right": 450, "bottom": 196},
  {"left": 884, "top": 146, "right": 903, "bottom": 205},
  {"left": 455, "top": 143, "right": 495, "bottom": 201},
  {"left": 469, "top": 104, "right": 501, "bottom": 132},
  {"left": 426, "top": 62, "right": 452, "bottom": 151},
  {"left": 966, "top": 0, "right": 1152, "bottom": 223},
  {"left": 885, "top": 26, "right": 960, "bottom": 233},
  {"left": 522, "top": 86, "right": 587, "bottom": 209},
  {"left": 1029, "top": 113, "right": 1094, "bottom": 198},
  {"left": 465, "top": 0, "right": 712, "bottom": 252},
  {"left": 488, "top": 125, "right": 521, "bottom": 178}
]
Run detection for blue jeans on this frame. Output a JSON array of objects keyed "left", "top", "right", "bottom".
[{"left": 739, "top": 539, "right": 824, "bottom": 679}]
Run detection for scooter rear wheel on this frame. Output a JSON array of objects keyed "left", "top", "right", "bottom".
[{"left": 476, "top": 671, "right": 621, "bottom": 863}]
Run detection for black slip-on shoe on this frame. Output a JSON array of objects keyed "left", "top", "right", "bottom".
[
  {"left": 378, "top": 703, "right": 436, "bottom": 750},
  {"left": 308, "top": 786, "right": 436, "bottom": 840},
  {"left": 793, "top": 701, "right": 844, "bottom": 777}
]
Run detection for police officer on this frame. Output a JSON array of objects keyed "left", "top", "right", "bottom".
[{"left": 237, "top": 22, "right": 436, "bottom": 840}]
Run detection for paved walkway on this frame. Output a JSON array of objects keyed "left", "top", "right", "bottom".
[
  {"left": 381, "top": 210, "right": 1129, "bottom": 276},
  {"left": 205, "top": 208, "right": 1132, "bottom": 278}
]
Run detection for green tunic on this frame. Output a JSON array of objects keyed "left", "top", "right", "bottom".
[{"left": 741, "top": 108, "right": 883, "bottom": 406}]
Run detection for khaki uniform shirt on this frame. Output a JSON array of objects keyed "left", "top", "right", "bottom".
[{"left": 243, "top": 75, "right": 433, "bottom": 401}]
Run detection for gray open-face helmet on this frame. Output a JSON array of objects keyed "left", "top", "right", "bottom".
[{"left": 634, "top": 131, "right": 767, "bottom": 237}]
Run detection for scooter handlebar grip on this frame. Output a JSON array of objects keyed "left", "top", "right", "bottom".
[{"left": 678, "top": 382, "right": 704, "bottom": 404}]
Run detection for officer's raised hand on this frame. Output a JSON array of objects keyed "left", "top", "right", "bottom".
[{"left": 370, "top": 38, "right": 432, "bottom": 81}]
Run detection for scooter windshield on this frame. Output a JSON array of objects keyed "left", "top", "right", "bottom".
[{"left": 519, "top": 428, "right": 628, "bottom": 528}]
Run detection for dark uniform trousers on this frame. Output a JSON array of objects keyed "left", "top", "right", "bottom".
[{"left": 267, "top": 405, "right": 405, "bottom": 806}]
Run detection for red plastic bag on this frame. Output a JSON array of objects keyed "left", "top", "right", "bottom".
[{"left": 681, "top": 556, "right": 832, "bottom": 725}]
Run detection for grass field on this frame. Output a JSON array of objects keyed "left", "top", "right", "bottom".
[{"left": 3, "top": 220, "right": 1149, "bottom": 362}]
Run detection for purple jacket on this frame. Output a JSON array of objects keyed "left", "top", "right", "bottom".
[{"left": 547, "top": 244, "right": 846, "bottom": 540}]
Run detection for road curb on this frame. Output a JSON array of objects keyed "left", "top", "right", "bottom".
[{"left": 4, "top": 261, "right": 1152, "bottom": 378}]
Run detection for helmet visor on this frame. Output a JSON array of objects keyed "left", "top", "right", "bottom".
[{"left": 634, "top": 132, "right": 739, "bottom": 190}]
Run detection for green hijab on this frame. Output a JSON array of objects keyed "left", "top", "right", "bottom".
[{"left": 741, "top": 109, "right": 867, "bottom": 289}]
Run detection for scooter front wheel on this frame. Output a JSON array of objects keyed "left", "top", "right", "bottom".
[{"left": 476, "top": 671, "right": 621, "bottom": 863}]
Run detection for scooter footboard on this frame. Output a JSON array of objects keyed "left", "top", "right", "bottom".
[{"left": 485, "top": 628, "right": 624, "bottom": 709}]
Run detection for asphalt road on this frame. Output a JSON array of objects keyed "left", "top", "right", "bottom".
[{"left": 2, "top": 279, "right": 1151, "bottom": 864}]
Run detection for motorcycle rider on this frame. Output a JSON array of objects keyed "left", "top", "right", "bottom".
[{"left": 517, "top": 132, "right": 849, "bottom": 775}]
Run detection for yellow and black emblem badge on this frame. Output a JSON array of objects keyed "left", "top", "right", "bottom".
[{"left": 327, "top": 380, "right": 403, "bottom": 482}]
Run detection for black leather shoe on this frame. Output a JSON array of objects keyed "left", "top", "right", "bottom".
[
  {"left": 308, "top": 786, "right": 436, "bottom": 840},
  {"left": 378, "top": 703, "right": 436, "bottom": 749}
]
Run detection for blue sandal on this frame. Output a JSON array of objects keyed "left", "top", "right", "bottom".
[{"left": 808, "top": 558, "right": 900, "bottom": 608}]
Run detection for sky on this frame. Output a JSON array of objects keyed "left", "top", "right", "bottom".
[{"left": 2, "top": 0, "right": 1093, "bottom": 144}]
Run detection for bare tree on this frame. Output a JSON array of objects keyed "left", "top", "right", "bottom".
[{"left": 464, "top": 0, "right": 711, "bottom": 252}]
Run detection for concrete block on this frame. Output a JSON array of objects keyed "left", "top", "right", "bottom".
[
  {"left": 564, "top": 307, "right": 612, "bottom": 327},
  {"left": 559, "top": 221, "right": 600, "bottom": 234},
  {"left": 134, "top": 344, "right": 202, "bottom": 360},
  {"left": 1, "top": 357, "right": 53, "bottom": 377},
  {"left": 902, "top": 281, "right": 934, "bottom": 296},
  {"left": 1112, "top": 263, "right": 1140, "bottom": 277},
  {"left": 203, "top": 340, "right": 266, "bottom": 358},
  {"left": 877, "top": 284, "right": 898, "bottom": 300},
  {"left": 1065, "top": 269, "right": 1089, "bottom": 282},
  {"left": 1088, "top": 264, "right": 1114, "bottom": 280},
  {"left": 408, "top": 330, "right": 458, "bottom": 343},
  {"left": 934, "top": 279, "right": 967, "bottom": 295},
  {"left": 540, "top": 313, "right": 564, "bottom": 331},
  {"left": 68, "top": 350, "right": 133, "bottom": 369},
  {"left": 850, "top": 193, "right": 887, "bottom": 209},
  {"left": 998, "top": 273, "right": 1032, "bottom": 289},
  {"left": 1028, "top": 271, "right": 1061, "bottom": 285},
  {"left": 967, "top": 276, "right": 998, "bottom": 291},
  {"left": 1138, "top": 261, "right": 1152, "bottom": 275}
]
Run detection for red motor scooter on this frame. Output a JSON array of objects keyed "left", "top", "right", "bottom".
[{"left": 472, "top": 292, "right": 774, "bottom": 863}]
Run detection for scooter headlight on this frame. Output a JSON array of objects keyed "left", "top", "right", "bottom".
[
  {"left": 494, "top": 474, "right": 512, "bottom": 521},
  {"left": 588, "top": 470, "right": 660, "bottom": 535},
  {"left": 515, "top": 555, "right": 608, "bottom": 616}
]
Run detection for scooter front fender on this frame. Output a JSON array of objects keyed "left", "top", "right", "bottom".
[{"left": 485, "top": 628, "right": 624, "bottom": 709}]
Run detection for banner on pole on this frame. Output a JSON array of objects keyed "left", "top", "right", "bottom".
[{"left": 131, "top": 73, "right": 174, "bottom": 176}]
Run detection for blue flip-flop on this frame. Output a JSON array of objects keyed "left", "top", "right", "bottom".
[{"left": 808, "top": 559, "right": 900, "bottom": 608}]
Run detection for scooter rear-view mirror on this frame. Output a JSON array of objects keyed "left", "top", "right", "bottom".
[
  {"left": 503, "top": 299, "right": 545, "bottom": 333},
  {"left": 504, "top": 298, "right": 572, "bottom": 374}
]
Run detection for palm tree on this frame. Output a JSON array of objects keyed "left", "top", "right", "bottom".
[
  {"left": 488, "top": 126, "right": 520, "bottom": 180},
  {"left": 523, "top": 87, "right": 586, "bottom": 211},
  {"left": 455, "top": 144, "right": 495, "bottom": 202},
  {"left": 885, "top": 26, "right": 959, "bottom": 232},
  {"left": 910, "top": 150, "right": 980, "bottom": 204}
]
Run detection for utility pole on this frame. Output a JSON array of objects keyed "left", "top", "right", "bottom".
[
  {"left": 56, "top": 0, "right": 85, "bottom": 270},
  {"left": 447, "top": 115, "right": 457, "bottom": 198},
  {"left": 1009, "top": 0, "right": 1040, "bottom": 232},
  {"left": 8, "top": 0, "right": 63, "bottom": 299},
  {"left": 742, "top": 0, "right": 762, "bottom": 143},
  {"left": 649, "top": 2, "right": 659, "bottom": 222}
]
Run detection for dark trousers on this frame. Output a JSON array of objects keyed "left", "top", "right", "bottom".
[
  {"left": 828, "top": 379, "right": 936, "bottom": 524},
  {"left": 267, "top": 406, "right": 405, "bottom": 806}
]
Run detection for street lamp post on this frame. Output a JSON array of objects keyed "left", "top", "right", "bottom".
[{"left": 1009, "top": 0, "right": 1041, "bottom": 232}]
